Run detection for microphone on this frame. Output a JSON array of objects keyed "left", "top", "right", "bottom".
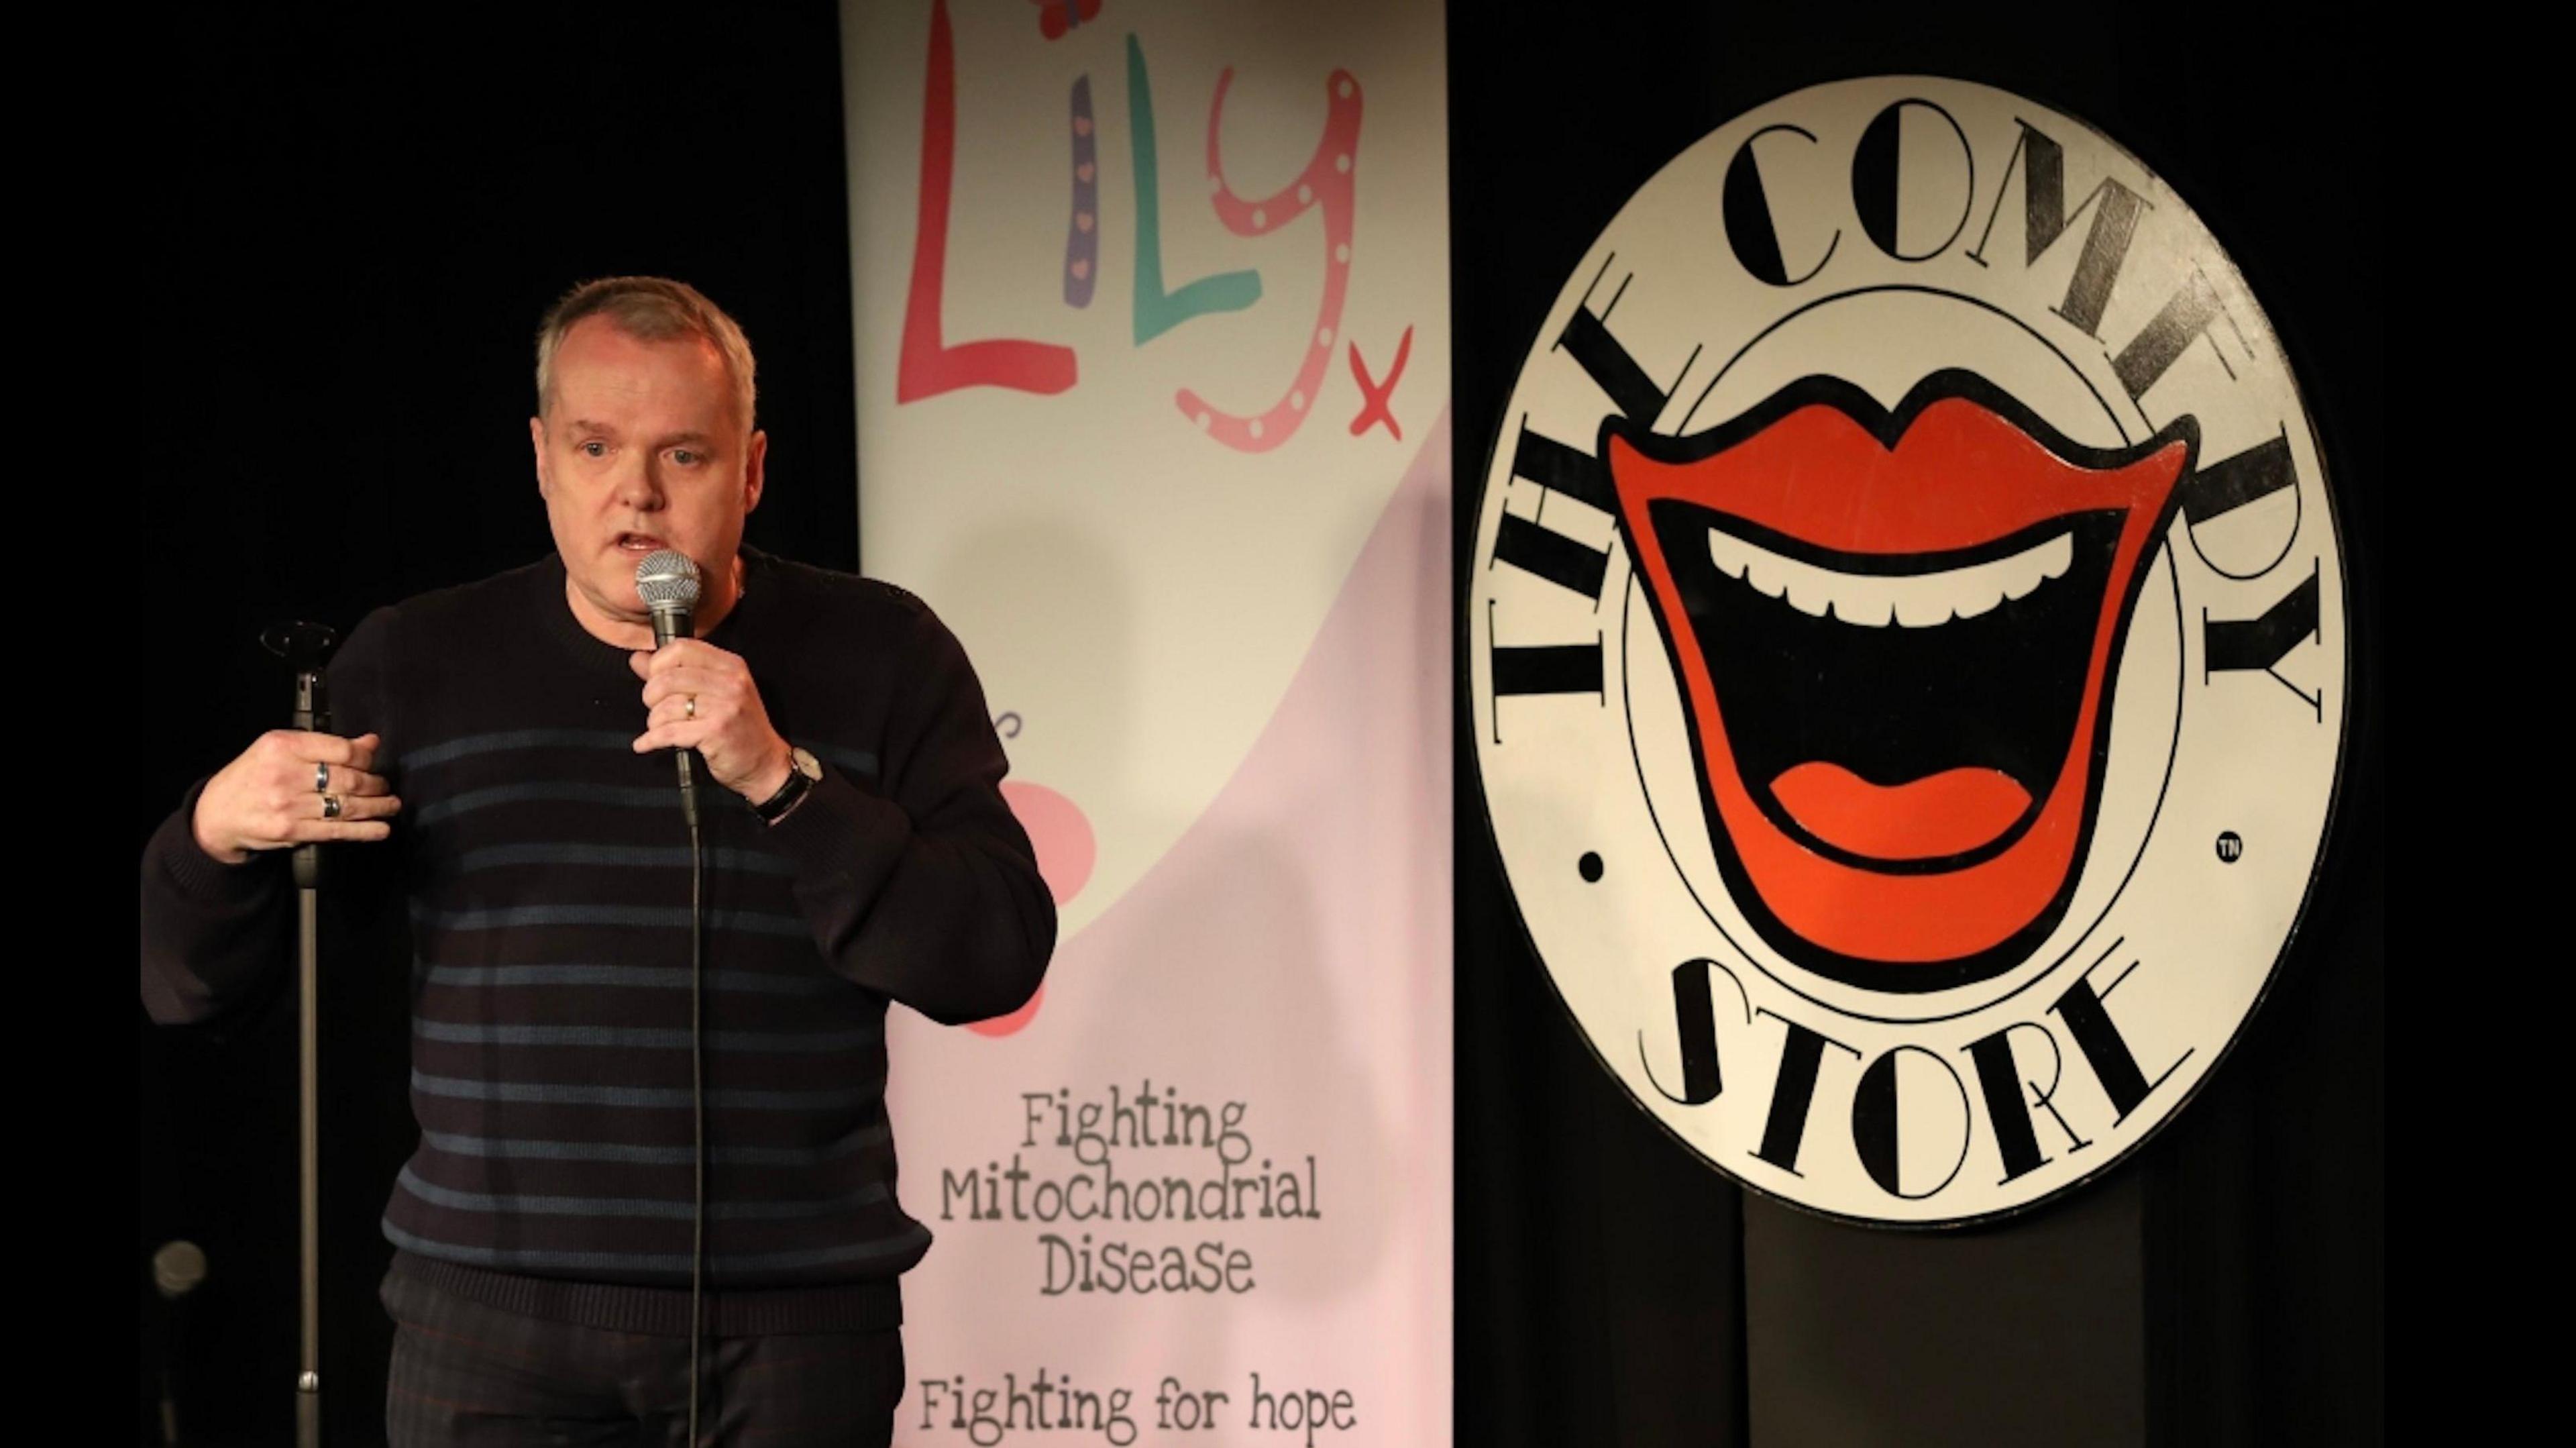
[
  {"left": 153, "top": 1241, "right": 206, "bottom": 1448},
  {"left": 634, "top": 550, "right": 704, "bottom": 823},
  {"left": 152, "top": 1240, "right": 207, "bottom": 1300}
]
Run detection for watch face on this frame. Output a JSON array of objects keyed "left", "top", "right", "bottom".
[
  {"left": 792, "top": 747, "right": 822, "bottom": 780},
  {"left": 1466, "top": 76, "right": 2347, "bottom": 1227}
]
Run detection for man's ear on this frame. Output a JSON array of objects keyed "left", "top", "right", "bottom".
[
  {"left": 530, "top": 416, "right": 551, "bottom": 497},
  {"left": 742, "top": 429, "right": 769, "bottom": 515}
]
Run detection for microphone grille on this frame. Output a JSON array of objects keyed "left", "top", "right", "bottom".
[{"left": 634, "top": 550, "right": 702, "bottom": 610}]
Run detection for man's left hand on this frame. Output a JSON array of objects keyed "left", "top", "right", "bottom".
[{"left": 631, "top": 640, "right": 794, "bottom": 805}]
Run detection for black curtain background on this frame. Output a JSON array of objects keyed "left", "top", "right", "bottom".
[
  {"left": 135, "top": 4, "right": 2380, "bottom": 1445},
  {"left": 136, "top": 8, "right": 857, "bottom": 1443}
]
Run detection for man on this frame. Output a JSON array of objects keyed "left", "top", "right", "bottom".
[{"left": 140, "top": 276, "right": 1055, "bottom": 1445}]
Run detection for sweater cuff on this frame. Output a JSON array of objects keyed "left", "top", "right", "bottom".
[
  {"left": 761, "top": 766, "right": 912, "bottom": 887},
  {"left": 150, "top": 780, "right": 284, "bottom": 903}
]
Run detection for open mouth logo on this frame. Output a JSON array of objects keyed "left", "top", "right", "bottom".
[
  {"left": 1611, "top": 372, "right": 2195, "bottom": 991},
  {"left": 1470, "top": 79, "right": 2347, "bottom": 1225}
]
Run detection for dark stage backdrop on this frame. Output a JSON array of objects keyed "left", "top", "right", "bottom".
[
  {"left": 135, "top": 8, "right": 858, "bottom": 1443},
  {"left": 1448, "top": 7, "right": 2383, "bottom": 1448},
  {"left": 136, "top": 4, "right": 2381, "bottom": 1445}
]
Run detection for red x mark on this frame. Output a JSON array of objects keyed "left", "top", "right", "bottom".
[{"left": 1348, "top": 326, "right": 1413, "bottom": 440}]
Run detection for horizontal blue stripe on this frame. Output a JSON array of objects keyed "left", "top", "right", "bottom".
[
  {"left": 420, "top": 964, "right": 841, "bottom": 996},
  {"left": 382, "top": 1219, "right": 929, "bottom": 1275},
  {"left": 417, "top": 1124, "right": 885, "bottom": 1167},
  {"left": 411, "top": 1070, "right": 867, "bottom": 1110},
  {"left": 415, "top": 782, "right": 678, "bottom": 826},
  {"left": 396, "top": 1165, "right": 884, "bottom": 1221},
  {"left": 454, "top": 843, "right": 796, "bottom": 874},
  {"left": 403, "top": 729, "right": 636, "bottom": 771},
  {"left": 411, "top": 904, "right": 807, "bottom": 937},
  {"left": 402, "top": 731, "right": 876, "bottom": 780},
  {"left": 414, "top": 1019, "right": 878, "bottom": 1052}
]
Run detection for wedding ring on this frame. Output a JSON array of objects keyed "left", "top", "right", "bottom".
[
  {"left": 322, "top": 794, "right": 343, "bottom": 821},
  {"left": 684, "top": 695, "right": 698, "bottom": 719},
  {"left": 316, "top": 761, "right": 331, "bottom": 792}
]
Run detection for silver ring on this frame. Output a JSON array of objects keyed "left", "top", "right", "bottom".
[
  {"left": 684, "top": 695, "right": 698, "bottom": 719},
  {"left": 321, "top": 793, "right": 343, "bottom": 821},
  {"left": 315, "top": 761, "right": 331, "bottom": 792}
]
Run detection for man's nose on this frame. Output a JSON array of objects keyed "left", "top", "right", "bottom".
[{"left": 612, "top": 456, "right": 666, "bottom": 511}]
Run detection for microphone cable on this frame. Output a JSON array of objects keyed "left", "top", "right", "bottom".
[
  {"left": 636, "top": 547, "right": 712, "bottom": 1444},
  {"left": 683, "top": 777, "right": 706, "bottom": 1447}
]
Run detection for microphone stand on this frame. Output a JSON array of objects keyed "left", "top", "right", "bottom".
[{"left": 265, "top": 621, "right": 338, "bottom": 1448}]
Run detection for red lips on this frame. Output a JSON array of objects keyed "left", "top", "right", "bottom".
[
  {"left": 1770, "top": 762, "right": 2031, "bottom": 862},
  {"left": 1610, "top": 380, "right": 2192, "bottom": 976}
]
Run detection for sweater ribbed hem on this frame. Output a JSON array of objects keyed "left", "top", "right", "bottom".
[{"left": 389, "top": 1251, "right": 902, "bottom": 1338}]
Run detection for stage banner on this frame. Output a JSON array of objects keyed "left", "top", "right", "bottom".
[{"left": 841, "top": 2, "right": 1449, "bottom": 1444}]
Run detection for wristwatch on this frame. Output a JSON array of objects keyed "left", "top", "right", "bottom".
[{"left": 753, "top": 745, "right": 823, "bottom": 825}]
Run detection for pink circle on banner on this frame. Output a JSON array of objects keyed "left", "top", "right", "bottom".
[
  {"left": 1002, "top": 780, "right": 1095, "bottom": 905},
  {"left": 965, "top": 983, "right": 1044, "bottom": 1037},
  {"left": 966, "top": 781, "right": 1095, "bottom": 1037}
]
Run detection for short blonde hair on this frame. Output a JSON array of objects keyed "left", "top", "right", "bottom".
[{"left": 534, "top": 276, "right": 758, "bottom": 431}]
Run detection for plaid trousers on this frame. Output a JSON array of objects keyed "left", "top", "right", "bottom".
[{"left": 380, "top": 1268, "right": 904, "bottom": 1447}]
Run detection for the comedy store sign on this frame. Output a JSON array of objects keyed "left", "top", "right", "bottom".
[{"left": 1468, "top": 76, "right": 2345, "bottom": 1225}]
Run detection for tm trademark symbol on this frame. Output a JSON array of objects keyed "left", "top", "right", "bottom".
[{"left": 2216, "top": 831, "right": 2244, "bottom": 863}]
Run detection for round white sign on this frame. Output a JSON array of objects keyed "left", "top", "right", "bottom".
[{"left": 1466, "top": 76, "right": 2347, "bottom": 1225}]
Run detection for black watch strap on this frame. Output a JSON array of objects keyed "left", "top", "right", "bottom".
[{"left": 753, "top": 747, "right": 822, "bottom": 824}]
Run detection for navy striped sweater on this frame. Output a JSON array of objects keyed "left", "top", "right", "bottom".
[{"left": 141, "top": 549, "right": 1055, "bottom": 1335}]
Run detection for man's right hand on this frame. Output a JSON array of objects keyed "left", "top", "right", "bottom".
[{"left": 191, "top": 731, "right": 402, "bottom": 865}]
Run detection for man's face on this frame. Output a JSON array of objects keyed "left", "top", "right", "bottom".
[{"left": 532, "top": 315, "right": 766, "bottom": 632}]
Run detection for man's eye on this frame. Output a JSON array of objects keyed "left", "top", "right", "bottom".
[
  {"left": 580, "top": 441, "right": 608, "bottom": 458},
  {"left": 672, "top": 450, "right": 701, "bottom": 466}
]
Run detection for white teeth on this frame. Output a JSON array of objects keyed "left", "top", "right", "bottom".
[{"left": 1707, "top": 526, "right": 2073, "bottom": 628}]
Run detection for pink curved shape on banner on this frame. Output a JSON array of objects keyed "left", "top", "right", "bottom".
[
  {"left": 888, "top": 409, "right": 1453, "bottom": 1443},
  {"left": 967, "top": 781, "right": 1098, "bottom": 1036},
  {"left": 1174, "top": 68, "right": 1362, "bottom": 453},
  {"left": 963, "top": 985, "right": 1044, "bottom": 1037},
  {"left": 1002, "top": 780, "right": 1099, "bottom": 907}
]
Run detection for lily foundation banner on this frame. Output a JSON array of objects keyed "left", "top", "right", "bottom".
[{"left": 842, "top": 1, "right": 1452, "bottom": 1444}]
